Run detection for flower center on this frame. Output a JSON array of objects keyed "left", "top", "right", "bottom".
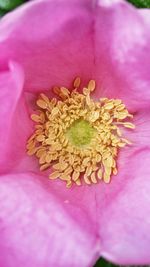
[
  {"left": 66, "top": 119, "right": 96, "bottom": 147},
  {"left": 27, "top": 77, "right": 135, "bottom": 188}
]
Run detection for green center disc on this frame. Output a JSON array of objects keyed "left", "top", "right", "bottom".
[{"left": 66, "top": 119, "right": 96, "bottom": 147}]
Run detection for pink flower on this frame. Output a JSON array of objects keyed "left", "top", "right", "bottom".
[{"left": 0, "top": 0, "right": 150, "bottom": 266}]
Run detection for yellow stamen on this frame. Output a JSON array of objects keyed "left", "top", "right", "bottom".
[
  {"left": 27, "top": 78, "right": 135, "bottom": 187},
  {"left": 73, "top": 77, "right": 81, "bottom": 88}
]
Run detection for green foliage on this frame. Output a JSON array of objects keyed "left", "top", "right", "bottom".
[
  {"left": 0, "top": 0, "right": 24, "bottom": 11},
  {"left": 94, "top": 258, "right": 117, "bottom": 267},
  {"left": 0, "top": 9, "right": 6, "bottom": 16},
  {"left": 127, "top": 0, "right": 150, "bottom": 7}
]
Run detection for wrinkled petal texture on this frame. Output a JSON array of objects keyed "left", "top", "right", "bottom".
[
  {"left": 0, "top": 0, "right": 94, "bottom": 90},
  {"left": 0, "top": 61, "right": 25, "bottom": 172},
  {"left": 97, "top": 148, "right": 150, "bottom": 265},
  {"left": 0, "top": 173, "right": 99, "bottom": 267},
  {"left": 0, "top": 0, "right": 150, "bottom": 266},
  {"left": 0, "top": 61, "right": 35, "bottom": 174},
  {"left": 94, "top": 0, "right": 150, "bottom": 112}
]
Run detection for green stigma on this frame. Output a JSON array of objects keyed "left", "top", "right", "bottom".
[{"left": 66, "top": 119, "right": 96, "bottom": 147}]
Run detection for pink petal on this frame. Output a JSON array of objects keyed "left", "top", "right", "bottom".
[
  {"left": 125, "top": 109, "right": 150, "bottom": 147},
  {"left": 95, "top": 148, "right": 150, "bottom": 265},
  {"left": 0, "top": 173, "right": 99, "bottom": 267},
  {"left": 0, "top": 62, "right": 37, "bottom": 174},
  {"left": 0, "top": 0, "right": 93, "bottom": 91},
  {"left": 94, "top": 0, "right": 150, "bottom": 111},
  {"left": 138, "top": 8, "right": 150, "bottom": 25},
  {"left": 0, "top": 61, "right": 25, "bottom": 173}
]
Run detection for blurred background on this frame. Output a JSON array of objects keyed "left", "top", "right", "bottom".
[{"left": 0, "top": 0, "right": 149, "bottom": 266}]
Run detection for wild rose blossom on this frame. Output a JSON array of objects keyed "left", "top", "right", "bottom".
[{"left": 0, "top": 0, "right": 150, "bottom": 266}]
